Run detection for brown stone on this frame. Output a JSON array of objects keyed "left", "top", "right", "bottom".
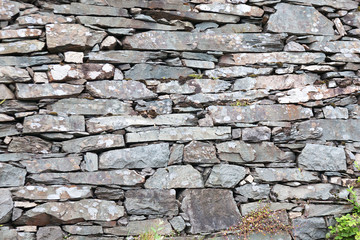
[{"left": 0, "top": 29, "right": 42, "bottom": 39}]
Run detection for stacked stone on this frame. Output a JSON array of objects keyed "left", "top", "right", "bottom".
[{"left": 0, "top": 0, "right": 360, "bottom": 239}]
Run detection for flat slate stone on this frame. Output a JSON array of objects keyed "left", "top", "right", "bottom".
[
  {"left": 54, "top": 2, "right": 128, "bottom": 16},
  {"left": 29, "top": 170, "right": 145, "bottom": 186},
  {"left": 185, "top": 90, "right": 269, "bottom": 104},
  {"left": 205, "top": 164, "right": 246, "bottom": 188},
  {"left": 204, "top": 66, "right": 273, "bottom": 78},
  {"left": 309, "top": 41, "right": 360, "bottom": 53},
  {"left": 124, "top": 189, "right": 178, "bottom": 216},
  {"left": 125, "top": 64, "right": 195, "bottom": 80},
  {"left": 12, "top": 185, "right": 92, "bottom": 200},
  {"left": 0, "top": 28, "right": 42, "bottom": 39},
  {"left": 86, "top": 80, "right": 156, "bottom": 100},
  {"left": 181, "top": 189, "right": 241, "bottom": 234},
  {"left": 342, "top": 12, "right": 360, "bottom": 28},
  {"left": 126, "top": 127, "right": 231, "bottom": 143},
  {"left": 16, "top": 83, "right": 84, "bottom": 100},
  {"left": 48, "top": 64, "right": 114, "bottom": 81},
  {"left": 100, "top": 143, "right": 169, "bottom": 169},
  {"left": 87, "top": 114, "right": 196, "bottom": 133},
  {"left": 195, "top": 3, "right": 264, "bottom": 17},
  {"left": 0, "top": 40, "right": 44, "bottom": 55},
  {"left": 0, "top": 189, "right": 13, "bottom": 224},
  {"left": 23, "top": 115, "right": 85, "bottom": 133},
  {"left": 235, "top": 183, "right": 271, "bottom": 201},
  {"left": 63, "top": 225, "right": 103, "bottom": 235},
  {"left": 240, "top": 202, "right": 296, "bottom": 216},
  {"left": 8, "top": 136, "right": 51, "bottom": 153},
  {"left": 17, "top": 13, "right": 75, "bottom": 25},
  {"left": 157, "top": 79, "right": 231, "bottom": 94},
  {"left": 104, "top": 219, "right": 173, "bottom": 236},
  {"left": 0, "top": 55, "right": 61, "bottom": 67},
  {"left": 0, "top": 84, "right": 14, "bottom": 99},
  {"left": 183, "top": 141, "right": 219, "bottom": 164},
  {"left": 87, "top": 50, "right": 166, "bottom": 64},
  {"left": 286, "top": 0, "right": 358, "bottom": 10},
  {"left": 145, "top": 165, "right": 204, "bottom": 189},
  {"left": 254, "top": 168, "right": 320, "bottom": 182},
  {"left": 208, "top": 105, "right": 313, "bottom": 123},
  {"left": 123, "top": 31, "right": 285, "bottom": 52},
  {"left": 20, "top": 155, "right": 82, "bottom": 173},
  {"left": 0, "top": 163, "right": 26, "bottom": 187},
  {"left": 0, "top": 123, "right": 19, "bottom": 137},
  {"left": 298, "top": 144, "right": 347, "bottom": 171},
  {"left": 0, "top": 66, "right": 31, "bottom": 83},
  {"left": 292, "top": 217, "right": 327, "bottom": 240},
  {"left": 0, "top": 0, "right": 19, "bottom": 21},
  {"left": 266, "top": 3, "right": 334, "bottom": 35}
]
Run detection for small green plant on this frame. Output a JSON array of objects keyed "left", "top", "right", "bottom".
[
  {"left": 188, "top": 74, "right": 203, "bottom": 79},
  {"left": 135, "top": 220, "right": 165, "bottom": 240},
  {"left": 0, "top": 99, "right": 5, "bottom": 105},
  {"left": 231, "top": 100, "right": 250, "bottom": 107}
]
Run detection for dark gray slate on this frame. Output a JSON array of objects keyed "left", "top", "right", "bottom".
[
  {"left": 292, "top": 217, "right": 327, "bottom": 240},
  {"left": 8, "top": 136, "right": 51, "bottom": 153},
  {"left": 255, "top": 168, "right": 320, "bottom": 182},
  {"left": 125, "top": 64, "right": 195, "bottom": 80},
  {"left": 0, "top": 163, "right": 26, "bottom": 187},
  {"left": 0, "top": 189, "right": 13, "bottom": 224}
]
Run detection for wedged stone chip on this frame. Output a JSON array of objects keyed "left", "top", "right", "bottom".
[
  {"left": 62, "top": 134, "right": 125, "bottom": 153},
  {"left": 95, "top": 187, "right": 124, "bottom": 200},
  {"left": 87, "top": 50, "right": 166, "bottom": 63},
  {"left": 136, "top": 99, "right": 172, "bottom": 115},
  {"left": 240, "top": 202, "right": 296, "bottom": 216},
  {"left": 123, "top": 31, "right": 285, "bottom": 52},
  {"left": 0, "top": 29, "right": 42, "bottom": 39},
  {"left": 23, "top": 115, "right": 85, "bottom": 133},
  {"left": 17, "top": 13, "right": 75, "bottom": 25},
  {"left": 0, "top": 66, "right": 31, "bottom": 83},
  {"left": 0, "top": 40, "right": 44, "bottom": 55},
  {"left": 309, "top": 41, "right": 360, "bottom": 53},
  {"left": 235, "top": 183, "right": 271, "bottom": 201},
  {"left": 87, "top": 114, "right": 195, "bottom": 134},
  {"left": 0, "top": 55, "right": 61, "bottom": 67},
  {"left": 185, "top": 90, "right": 269, "bottom": 104},
  {"left": 126, "top": 127, "right": 231, "bottom": 143},
  {"left": 20, "top": 155, "right": 82, "bottom": 173},
  {"left": 342, "top": 12, "right": 360, "bottom": 28},
  {"left": 254, "top": 168, "right": 320, "bottom": 182},
  {"left": 266, "top": 3, "right": 334, "bottom": 35},
  {"left": 54, "top": 2, "right": 128, "bottom": 16},
  {"left": 298, "top": 144, "right": 346, "bottom": 171},
  {"left": 0, "top": 0, "right": 19, "bottom": 20},
  {"left": 124, "top": 189, "right": 178, "bottom": 215},
  {"left": 183, "top": 141, "right": 219, "bottom": 164},
  {"left": 0, "top": 189, "right": 13, "bottom": 224},
  {"left": 8, "top": 136, "right": 51, "bottom": 153},
  {"left": 220, "top": 52, "right": 325, "bottom": 66},
  {"left": 216, "top": 141, "right": 295, "bottom": 163},
  {"left": 277, "top": 85, "right": 360, "bottom": 103},
  {"left": 0, "top": 84, "right": 14, "bottom": 99},
  {"left": 208, "top": 105, "right": 313, "bottom": 123},
  {"left": 182, "top": 59, "right": 215, "bottom": 69},
  {"left": 31, "top": 170, "right": 144, "bottom": 186},
  {"left": 181, "top": 189, "right": 241, "bottom": 234},
  {"left": 48, "top": 98, "right": 133, "bottom": 115},
  {"left": 77, "top": 16, "right": 185, "bottom": 30},
  {"left": 0, "top": 100, "right": 38, "bottom": 114},
  {"left": 272, "top": 184, "right": 348, "bottom": 201},
  {"left": 0, "top": 124, "right": 19, "bottom": 137},
  {"left": 205, "top": 164, "right": 246, "bottom": 188},
  {"left": 63, "top": 225, "right": 103, "bottom": 235},
  {"left": 286, "top": 0, "right": 358, "bottom": 10},
  {"left": 16, "top": 83, "right": 84, "bottom": 100},
  {"left": 242, "top": 126, "right": 271, "bottom": 142},
  {"left": 125, "top": 64, "right": 195, "bottom": 80},
  {"left": 103, "top": 219, "right": 173, "bottom": 236},
  {"left": 86, "top": 80, "right": 156, "bottom": 100},
  {"left": 292, "top": 217, "right": 327, "bottom": 240},
  {"left": 100, "top": 143, "right": 169, "bottom": 169},
  {"left": 48, "top": 64, "right": 114, "bottom": 81},
  {"left": 204, "top": 66, "right": 273, "bottom": 79},
  {"left": 157, "top": 79, "right": 230, "bottom": 94},
  {"left": 0, "top": 163, "right": 26, "bottom": 187},
  {"left": 181, "top": 52, "right": 218, "bottom": 62},
  {"left": 12, "top": 186, "right": 92, "bottom": 200},
  {"left": 196, "top": 3, "right": 263, "bottom": 16},
  {"left": 145, "top": 165, "right": 204, "bottom": 189},
  {"left": 144, "top": 10, "right": 240, "bottom": 23},
  {"left": 18, "top": 199, "right": 124, "bottom": 226}
]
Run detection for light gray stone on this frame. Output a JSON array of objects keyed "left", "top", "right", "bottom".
[
  {"left": 0, "top": 124, "right": 19, "bottom": 137},
  {"left": 157, "top": 79, "right": 230, "bottom": 94},
  {"left": 16, "top": 83, "right": 84, "bottom": 100},
  {"left": 87, "top": 50, "right": 166, "bottom": 64},
  {"left": 205, "top": 164, "right": 246, "bottom": 188},
  {"left": 37, "top": 226, "right": 64, "bottom": 240},
  {"left": 182, "top": 59, "right": 215, "bottom": 69},
  {"left": 103, "top": 219, "right": 172, "bottom": 236},
  {"left": 240, "top": 202, "right": 296, "bottom": 216},
  {"left": 8, "top": 136, "right": 51, "bottom": 154},
  {"left": 17, "top": 13, "right": 75, "bottom": 25},
  {"left": 184, "top": 141, "right": 219, "bottom": 164},
  {"left": 310, "top": 41, "right": 360, "bottom": 53},
  {"left": 0, "top": 163, "right": 26, "bottom": 187},
  {"left": 342, "top": 11, "right": 360, "bottom": 28},
  {"left": 0, "top": 84, "right": 15, "bottom": 99},
  {"left": 181, "top": 52, "right": 218, "bottom": 62},
  {"left": 292, "top": 217, "right": 327, "bottom": 240},
  {"left": 210, "top": 23, "right": 262, "bottom": 33},
  {"left": 286, "top": 0, "right": 358, "bottom": 10},
  {"left": 48, "top": 64, "right": 114, "bottom": 81},
  {"left": 242, "top": 127, "right": 271, "bottom": 142},
  {"left": 23, "top": 115, "right": 85, "bottom": 133},
  {"left": 62, "top": 225, "right": 103, "bottom": 235},
  {"left": 0, "top": 0, "right": 19, "bottom": 21},
  {"left": 305, "top": 204, "right": 353, "bottom": 217},
  {"left": 0, "top": 55, "right": 61, "bottom": 67},
  {"left": 204, "top": 66, "right": 273, "bottom": 78},
  {"left": 125, "top": 64, "right": 195, "bottom": 80},
  {"left": 54, "top": 2, "right": 128, "bottom": 16},
  {"left": 0, "top": 66, "right": 31, "bottom": 83},
  {"left": 169, "top": 216, "right": 186, "bottom": 233},
  {"left": 135, "top": 99, "right": 172, "bottom": 115},
  {"left": 100, "top": 143, "right": 169, "bottom": 169},
  {"left": 20, "top": 155, "right": 82, "bottom": 173},
  {"left": 0, "top": 40, "right": 44, "bottom": 55},
  {"left": 255, "top": 168, "right": 320, "bottom": 182},
  {"left": 169, "top": 144, "right": 184, "bottom": 165},
  {"left": 0, "top": 189, "right": 13, "bottom": 224},
  {"left": 195, "top": 3, "right": 264, "bottom": 16},
  {"left": 284, "top": 41, "right": 305, "bottom": 52},
  {"left": 81, "top": 153, "right": 98, "bottom": 172},
  {"left": 235, "top": 183, "right": 270, "bottom": 200},
  {"left": 323, "top": 106, "right": 349, "bottom": 119},
  {"left": 185, "top": 90, "right": 269, "bottom": 104},
  {"left": 298, "top": 144, "right": 347, "bottom": 171}
]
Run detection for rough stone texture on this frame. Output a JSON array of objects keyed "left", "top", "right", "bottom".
[
  {"left": 292, "top": 217, "right": 327, "bottom": 240},
  {"left": 104, "top": 219, "right": 173, "bottom": 236},
  {"left": 205, "top": 66, "right": 273, "bottom": 78},
  {"left": 62, "top": 225, "right": 103, "bottom": 235},
  {"left": 0, "top": 189, "right": 13, "bottom": 224},
  {"left": 0, "top": 66, "right": 31, "bottom": 83},
  {"left": 0, "top": 163, "right": 26, "bottom": 187},
  {"left": 48, "top": 64, "right": 115, "bottom": 81},
  {"left": 323, "top": 106, "right": 348, "bottom": 119},
  {"left": 8, "top": 136, "right": 51, "bottom": 154},
  {"left": 235, "top": 183, "right": 271, "bottom": 201},
  {"left": 242, "top": 127, "right": 271, "bottom": 142},
  {"left": 0, "top": 40, "right": 45, "bottom": 55},
  {"left": 36, "top": 226, "right": 64, "bottom": 240},
  {"left": 125, "top": 64, "right": 195, "bottom": 80},
  {"left": 183, "top": 141, "right": 219, "bottom": 164},
  {"left": 87, "top": 50, "right": 166, "bottom": 64},
  {"left": 255, "top": 168, "right": 320, "bottom": 182},
  {"left": 0, "top": 84, "right": 15, "bottom": 99},
  {"left": 0, "top": 0, "right": 19, "bottom": 21},
  {"left": 205, "top": 164, "right": 246, "bottom": 188},
  {"left": 342, "top": 11, "right": 360, "bottom": 28},
  {"left": 0, "top": 55, "right": 62, "bottom": 67},
  {"left": 195, "top": 3, "right": 264, "bottom": 17},
  {"left": 181, "top": 189, "right": 241, "bottom": 234},
  {"left": 310, "top": 41, "right": 360, "bottom": 53},
  {"left": 124, "top": 189, "right": 178, "bottom": 216},
  {"left": 54, "top": 2, "right": 129, "bottom": 17},
  {"left": 157, "top": 79, "right": 231, "bottom": 94},
  {"left": 20, "top": 155, "right": 82, "bottom": 173},
  {"left": 99, "top": 143, "right": 169, "bottom": 169},
  {"left": 240, "top": 202, "right": 296, "bottom": 216},
  {"left": 17, "top": 13, "right": 75, "bottom": 26},
  {"left": 305, "top": 204, "right": 353, "bottom": 217},
  {"left": 16, "top": 83, "right": 84, "bottom": 100},
  {"left": 23, "top": 115, "right": 85, "bottom": 133}
]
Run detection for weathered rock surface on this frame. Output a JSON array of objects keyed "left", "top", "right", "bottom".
[
  {"left": 323, "top": 106, "right": 348, "bottom": 119},
  {"left": 0, "top": 84, "right": 15, "bottom": 99},
  {"left": 183, "top": 141, "right": 219, "bottom": 164},
  {"left": 104, "top": 219, "right": 173, "bottom": 236},
  {"left": 48, "top": 64, "right": 115, "bottom": 81},
  {"left": 17, "top": 13, "right": 74, "bottom": 25},
  {"left": 0, "top": 189, "right": 13, "bottom": 224},
  {"left": 286, "top": 0, "right": 358, "bottom": 10},
  {"left": 157, "top": 79, "right": 231, "bottom": 94},
  {"left": 186, "top": 90, "right": 269, "bottom": 104},
  {"left": 0, "top": 0, "right": 19, "bottom": 21},
  {"left": 305, "top": 204, "right": 353, "bottom": 217},
  {"left": 87, "top": 50, "right": 166, "bottom": 64},
  {"left": 23, "top": 115, "right": 85, "bottom": 133},
  {"left": 235, "top": 183, "right": 271, "bottom": 201},
  {"left": 20, "top": 155, "right": 82, "bottom": 173},
  {"left": 145, "top": 165, "right": 204, "bottom": 189},
  {"left": 181, "top": 189, "right": 241, "bottom": 234},
  {"left": 8, "top": 136, "right": 51, "bottom": 154},
  {"left": 0, "top": 29, "right": 42, "bottom": 40},
  {"left": 0, "top": 55, "right": 61, "bottom": 67},
  {"left": 196, "top": 3, "right": 264, "bottom": 17},
  {"left": 342, "top": 12, "right": 360, "bottom": 28},
  {"left": 124, "top": 189, "right": 178, "bottom": 215},
  {"left": 54, "top": 2, "right": 128, "bottom": 17},
  {"left": 0, "top": 163, "right": 26, "bottom": 187},
  {"left": 0, "top": 40, "right": 44, "bottom": 55},
  {"left": 242, "top": 127, "right": 271, "bottom": 142},
  {"left": 100, "top": 143, "right": 169, "bottom": 169},
  {"left": 16, "top": 83, "right": 84, "bottom": 100},
  {"left": 62, "top": 225, "right": 103, "bottom": 235},
  {"left": 0, "top": 124, "right": 19, "bottom": 137},
  {"left": 240, "top": 202, "right": 296, "bottom": 216},
  {"left": 0, "top": 66, "right": 31, "bottom": 83},
  {"left": 125, "top": 64, "right": 195, "bottom": 80},
  {"left": 309, "top": 41, "right": 360, "bottom": 53},
  {"left": 12, "top": 186, "right": 92, "bottom": 200},
  {"left": 204, "top": 66, "right": 273, "bottom": 78},
  {"left": 205, "top": 164, "right": 246, "bottom": 188},
  {"left": 36, "top": 226, "right": 64, "bottom": 240},
  {"left": 292, "top": 217, "right": 327, "bottom": 240},
  {"left": 255, "top": 168, "right": 320, "bottom": 182}
]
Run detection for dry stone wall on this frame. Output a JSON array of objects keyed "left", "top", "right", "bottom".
[{"left": 0, "top": 0, "right": 360, "bottom": 239}]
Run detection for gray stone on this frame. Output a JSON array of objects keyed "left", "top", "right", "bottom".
[
  {"left": 235, "top": 183, "right": 270, "bottom": 200},
  {"left": 0, "top": 0, "right": 19, "bottom": 20},
  {"left": 181, "top": 189, "right": 241, "bottom": 234},
  {"left": 284, "top": 41, "right": 305, "bottom": 51},
  {"left": 182, "top": 59, "right": 215, "bottom": 69},
  {"left": 87, "top": 114, "right": 195, "bottom": 133},
  {"left": 185, "top": 90, "right": 269, "bottom": 104},
  {"left": 169, "top": 144, "right": 184, "bottom": 165},
  {"left": 23, "top": 115, "right": 85, "bottom": 133},
  {"left": 181, "top": 52, "right": 218, "bottom": 62},
  {"left": 29, "top": 170, "right": 145, "bottom": 186},
  {"left": 205, "top": 164, "right": 246, "bottom": 188},
  {"left": 123, "top": 31, "right": 285, "bottom": 52},
  {"left": 255, "top": 168, "right": 320, "bottom": 182},
  {"left": 0, "top": 153, "right": 66, "bottom": 162},
  {"left": 210, "top": 23, "right": 262, "bottom": 33},
  {"left": 135, "top": 99, "right": 172, "bottom": 115},
  {"left": 169, "top": 216, "right": 186, "bottom": 233},
  {"left": 125, "top": 64, "right": 195, "bottom": 80},
  {"left": 0, "top": 114, "right": 14, "bottom": 122},
  {"left": 240, "top": 202, "right": 296, "bottom": 216},
  {"left": 0, "top": 55, "right": 61, "bottom": 67},
  {"left": 54, "top": 2, "right": 128, "bottom": 16},
  {"left": 62, "top": 134, "right": 125, "bottom": 153},
  {"left": 100, "top": 143, "right": 169, "bottom": 169},
  {"left": 204, "top": 66, "right": 273, "bottom": 78},
  {"left": 124, "top": 189, "right": 178, "bottom": 216},
  {"left": 107, "top": 28, "right": 135, "bottom": 36},
  {"left": 86, "top": 80, "right": 156, "bottom": 100},
  {"left": 20, "top": 155, "right": 82, "bottom": 173},
  {"left": 8, "top": 136, "right": 51, "bottom": 154},
  {"left": 342, "top": 11, "right": 360, "bottom": 28},
  {"left": 184, "top": 141, "right": 219, "bottom": 164},
  {"left": 242, "top": 127, "right": 271, "bottom": 142},
  {"left": 286, "top": 0, "right": 358, "bottom": 10},
  {"left": 208, "top": 105, "right": 313, "bottom": 124},
  {"left": 62, "top": 225, "right": 103, "bottom": 235},
  {"left": 81, "top": 153, "right": 98, "bottom": 172},
  {"left": 0, "top": 66, "right": 31, "bottom": 83},
  {"left": 0, "top": 163, "right": 26, "bottom": 187},
  {"left": 0, "top": 124, "right": 19, "bottom": 137},
  {"left": 12, "top": 185, "right": 92, "bottom": 201},
  {"left": 0, "top": 40, "right": 44, "bottom": 55},
  {"left": 157, "top": 79, "right": 230, "bottom": 94},
  {"left": 145, "top": 165, "right": 203, "bottom": 189},
  {"left": 126, "top": 127, "right": 231, "bottom": 143},
  {"left": 37, "top": 226, "right": 64, "bottom": 240},
  {"left": 17, "top": 13, "right": 74, "bottom": 26},
  {"left": 310, "top": 41, "right": 360, "bottom": 53},
  {"left": 0, "top": 189, "right": 13, "bottom": 224},
  {"left": 305, "top": 204, "right": 353, "bottom": 217},
  {"left": 330, "top": 53, "right": 360, "bottom": 62},
  {"left": 16, "top": 83, "right": 84, "bottom": 100},
  {"left": 95, "top": 187, "right": 124, "bottom": 200},
  {"left": 266, "top": 3, "right": 334, "bottom": 35},
  {"left": 298, "top": 144, "right": 347, "bottom": 171},
  {"left": 48, "top": 64, "right": 114, "bottom": 81},
  {"left": 18, "top": 200, "right": 124, "bottom": 226},
  {"left": 272, "top": 184, "right": 348, "bottom": 201},
  {"left": 0, "top": 84, "right": 14, "bottom": 99},
  {"left": 215, "top": 233, "right": 291, "bottom": 240},
  {"left": 220, "top": 52, "right": 325, "bottom": 65},
  {"left": 87, "top": 50, "right": 166, "bottom": 64},
  {"left": 292, "top": 217, "right": 327, "bottom": 240},
  {"left": 103, "top": 219, "right": 173, "bottom": 236},
  {"left": 196, "top": 3, "right": 264, "bottom": 16}
]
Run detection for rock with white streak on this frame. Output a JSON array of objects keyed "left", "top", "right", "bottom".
[
  {"left": 196, "top": 3, "right": 264, "bottom": 17},
  {"left": 17, "top": 13, "right": 75, "bottom": 25},
  {"left": 0, "top": 0, "right": 19, "bottom": 20},
  {"left": 0, "top": 66, "right": 31, "bottom": 83},
  {"left": 255, "top": 168, "right": 320, "bottom": 182},
  {"left": 16, "top": 83, "right": 84, "bottom": 100},
  {"left": 204, "top": 66, "right": 273, "bottom": 78},
  {"left": 183, "top": 141, "right": 219, "bottom": 164},
  {"left": 0, "top": 29, "right": 42, "bottom": 39},
  {"left": 48, "top": 64, "right": 114, "bottom": 81},
  {"left": 323, "top": 106, "right": 348, "bottom": 119},
  {"left": 20, "top": 155, "right": 82, "bottom": 173},
  {"left": 23, "top": 115, "right": 85, "bottom": 133},
  {"left": 157, "top": 79, "right": 231, "bottom": 94},
  {"left": 87, "top": 50, "right": 167, "bottom": 64},
  {"left": 0, "top": 40, "right": 44, "bottom": 55},
  {"left": 310, "top": 41, "right": 360, "bottom": 53}
]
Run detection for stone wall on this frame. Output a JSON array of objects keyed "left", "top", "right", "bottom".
[{"left": 0, "top": 0, "right": 360, "bottom": 239}]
